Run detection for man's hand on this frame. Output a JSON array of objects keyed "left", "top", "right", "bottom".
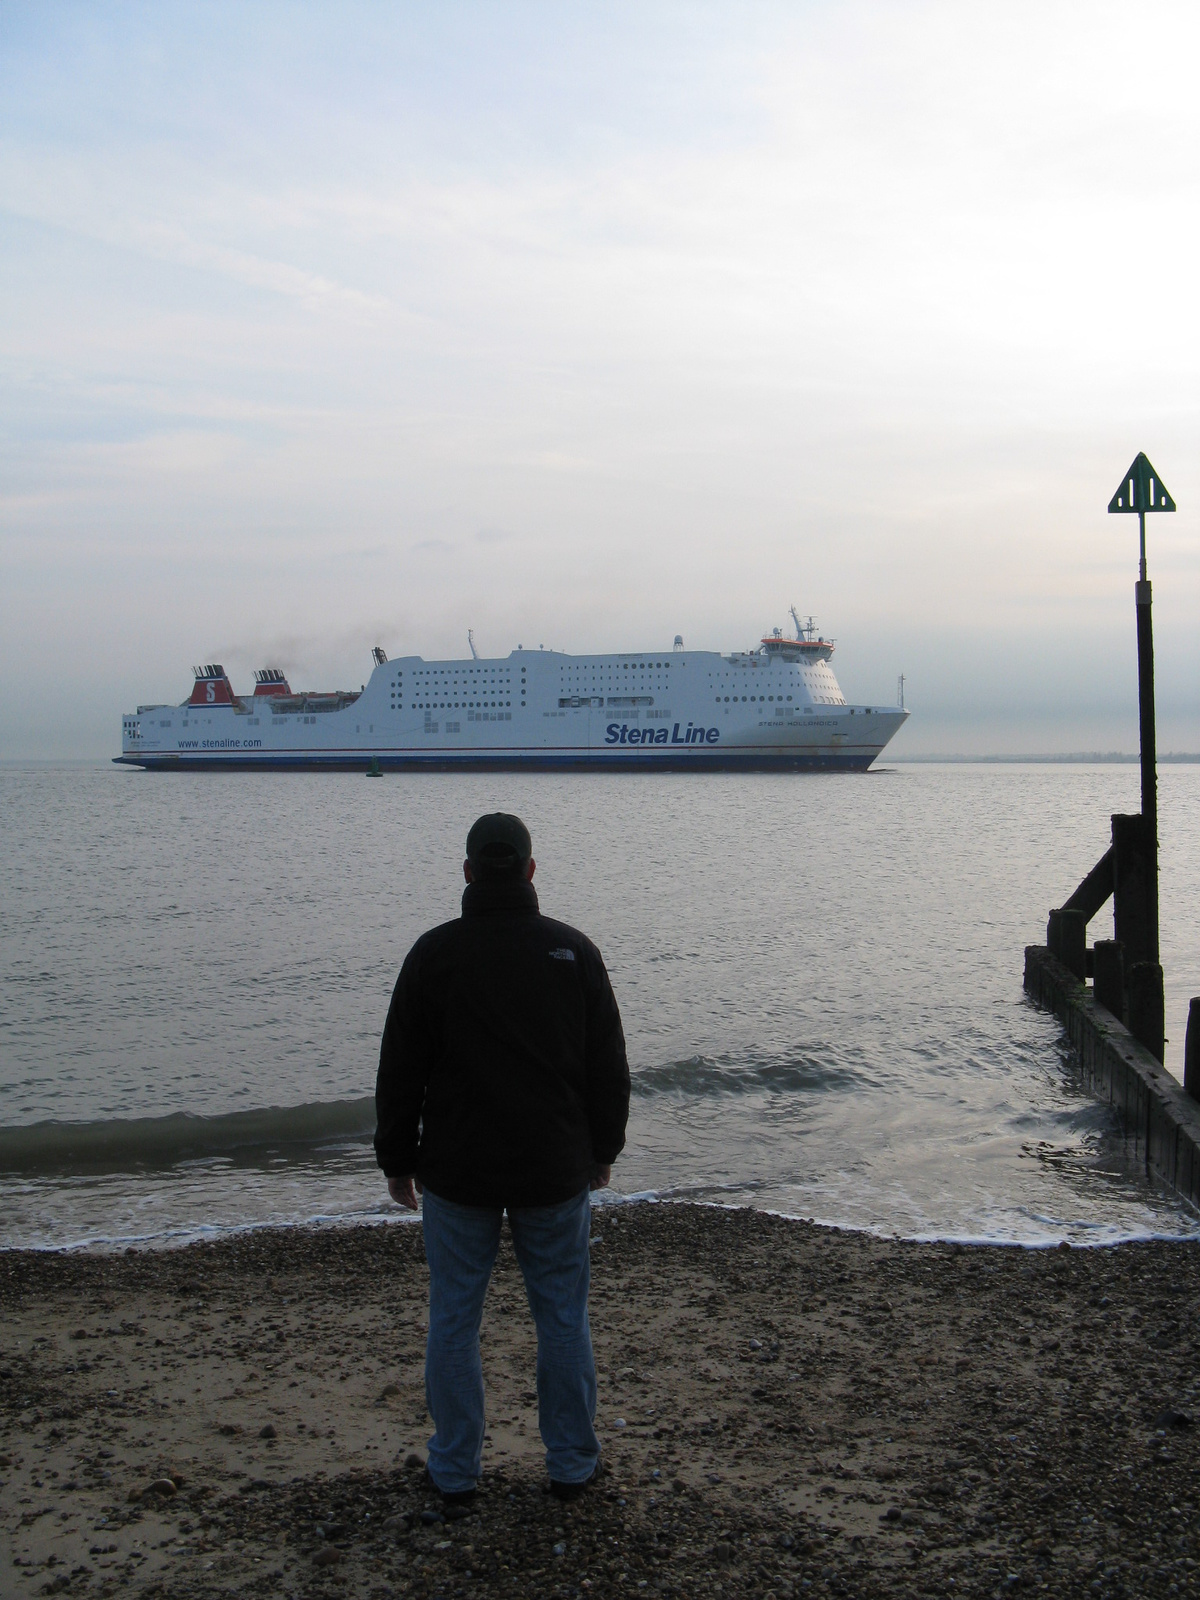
[
  {"left": 590, "top": 1164, "right": 612, "bottom": 1192},
  {"left": 388, "top": 1174, "right": 422, "bottom": 1210}
]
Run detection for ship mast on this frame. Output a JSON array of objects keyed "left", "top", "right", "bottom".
[{"left": 789, "top": 605, "right": 814, "bottom": 642}]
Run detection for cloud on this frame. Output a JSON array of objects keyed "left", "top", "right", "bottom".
[{"left": 1, "top": 2, "right": 1198, "bottom": 756}]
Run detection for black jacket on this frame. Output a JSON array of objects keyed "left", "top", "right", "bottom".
[{"left": 374, "top": 877, "right": 630, "bottom": 1208}]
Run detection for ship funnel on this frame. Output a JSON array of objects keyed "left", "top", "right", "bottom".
[
  {"left": 188, "top": 664, "right": 236, "bottom": 707},
  {"left": 253, "top": 668, "right": 292, "bottom": 697}
]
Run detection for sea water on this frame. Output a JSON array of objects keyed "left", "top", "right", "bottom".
[{"left": 1, "top": 760, "right": 1198, "bottom": 1251}]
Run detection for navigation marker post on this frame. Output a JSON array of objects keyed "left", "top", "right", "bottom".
[
  {"left": 1104, "top": 454, "right": 1174, "bottom": 1058},
  {"left": 1108, "top": 451, "right": 1175, "bottom": 838},
  {"left": 1025, "top": 455, "right": 1200, "bottom": 1203},
  {"left": 1039, "top": 454, "right": 1175, "bottom": 1064},
  {"left": 1020, "top": 452, "right": 1200, "bottom": 1210}
]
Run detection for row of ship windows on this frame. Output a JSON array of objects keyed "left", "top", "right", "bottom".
[
  {"left": 392, "top": 688, "right": 509, "bottom": 703},
  {"left": 561, "top": 662, "right": 675, "bottom": 675},
  {"left": 424, "top": 714, "right": 513, "bottom": 728},
  {"left": 707, "top": 693, "right": 844, "bottom": 707},
  {"left": 408, "top": 702, "right": 518, "bottom": 710},
  {"left": 559, "top": 695, "right": 654, "bottom": 708}
]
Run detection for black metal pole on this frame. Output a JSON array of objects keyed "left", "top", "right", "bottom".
[
  {"left": 1135, "top": 510, "right": 1156, "bottom": 832},
  {"left": 1103, "top": 455, "right": 1171, "bottom": 1021},
  {"left": 1135, "top": 505, "right": 1159, "bottom": 962}
]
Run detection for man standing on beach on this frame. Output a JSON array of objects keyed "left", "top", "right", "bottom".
[{"left": 375, "top": 813, "right": 630, "bottom": 1504}]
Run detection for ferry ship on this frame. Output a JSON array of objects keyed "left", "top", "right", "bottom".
[{"left": 116, "top": 609, "right": 908, "bottom": 772}]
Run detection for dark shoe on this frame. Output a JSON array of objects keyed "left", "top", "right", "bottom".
[
  {"left": 548, "top": 1464, "right": 601, "bottom": 1502},
  {"left": 423, "top": 1467, "right": 476, "bottom": 1508}
]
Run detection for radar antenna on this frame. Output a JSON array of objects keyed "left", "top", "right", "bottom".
[
  {"left": 673, "top": 634, "right": 684, "bottom": 652},
  {"left": 468, "top": 630, "right": 480, "bottom": 661}
]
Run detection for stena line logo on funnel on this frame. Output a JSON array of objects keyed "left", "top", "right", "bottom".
[{"left": 605, "top": 722, "right": 720, "bottom": 745}]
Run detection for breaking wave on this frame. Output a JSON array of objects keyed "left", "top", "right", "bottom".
[
  {"left": 0, "top": 1052, "right": 843, "bottom": 1174},
  {"left": 631, "top": 1049, "right": 867, "bottom": 1096},
  {"left": 0, "top": 1098, "right": 376, "bottom": 1174}
]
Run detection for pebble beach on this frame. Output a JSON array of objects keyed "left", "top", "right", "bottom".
[{"left": 3, "top": 1204, "right": 1200, "bottom": 1598}]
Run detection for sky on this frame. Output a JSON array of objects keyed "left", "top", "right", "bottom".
[{"left": 1, "top": 0, "right": 1198, "bottom": 757}]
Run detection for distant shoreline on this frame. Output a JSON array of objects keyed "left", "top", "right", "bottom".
[{"left": 892, "top": 752, "right": 1200, "bottom": 764}]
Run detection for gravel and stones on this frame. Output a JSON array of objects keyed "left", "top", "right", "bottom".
[{"left": 1, "top": 1202, "right": 1199, "bottom": 1596}]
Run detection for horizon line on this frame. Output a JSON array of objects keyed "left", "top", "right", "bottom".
[{"left": 891, "top": 752, "right": 1200, "bottom": 765}]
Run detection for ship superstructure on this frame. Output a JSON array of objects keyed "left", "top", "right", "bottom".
[{"left": 117, "top": 615, "right": 907, "bottom": 771}]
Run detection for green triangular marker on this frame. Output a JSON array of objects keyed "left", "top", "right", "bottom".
[{"left": 1108, "top": 452, "right": 1176, "bottom": 514}]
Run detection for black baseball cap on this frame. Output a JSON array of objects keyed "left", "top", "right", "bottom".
[{"left": 465, "top": 812, "right": 532, "bottom": 873}]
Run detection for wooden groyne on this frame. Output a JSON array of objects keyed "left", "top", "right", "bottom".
[
  {"left": 1022, "top": 454, "right": 1200, "bottom": 1211},
  {"left": 1024, "top": 944, "right": 1200, "bottom": 1209}
]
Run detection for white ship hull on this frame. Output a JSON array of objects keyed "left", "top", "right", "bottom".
[{"left": 117, "top": 640, "right": 908, "bottom": 772}]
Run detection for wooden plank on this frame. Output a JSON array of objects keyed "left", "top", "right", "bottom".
[{"left": 1062, "top": 845, "right": 1114, "bottom": 922}]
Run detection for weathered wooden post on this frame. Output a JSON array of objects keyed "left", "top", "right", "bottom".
[
  {"left": 1047, "top": 908, "right": 1086, "bottom": 981},
  {"left": 1110, "top": 812, "right": 1158, "bottom": 969},
  {"left": 1185, "top": 1000, "right": 1200, "bottom": 1103},
  {"left": 1092, "top": 940, "right": 1125, "bottom": 1020},
  {"left": 1128, "top": 963, "right": 1165, "bottom": 1065}
]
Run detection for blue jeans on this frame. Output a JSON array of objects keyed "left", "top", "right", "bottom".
[{"left": 420, "top": 1185, "right": 599, "bottom": 1493}]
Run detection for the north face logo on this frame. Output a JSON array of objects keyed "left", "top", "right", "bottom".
[{"left": 548, "top": 948, "right": 576, "bottom": 961}]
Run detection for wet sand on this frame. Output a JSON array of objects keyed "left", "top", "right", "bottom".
[{"left": 2, "top": 1203, "right": 1199, "bottom": 1598}]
